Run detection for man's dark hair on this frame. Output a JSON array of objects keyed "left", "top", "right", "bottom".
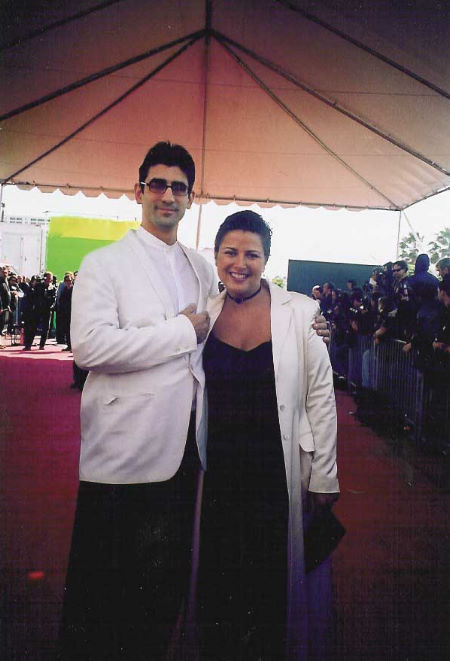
[
  {"left": 214, "top": 210, "right": 272, "bottom": 259},
  {"left": 350, "top": 288, "right": 364, "bottom": 303},
  {"left": 393, "top": 260, "right": 408, "bottom": 272},
  {"left": 437, "top": 257, "right": 450, "bottom": 273},
  {"left": 438, "top": 275, "right": 450, "bottom": 297},
  {"left": 138, "top": 141, "right": 195, "bottom": 194}
]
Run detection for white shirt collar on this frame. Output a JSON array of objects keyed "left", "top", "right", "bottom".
[{"left": 137, "top": 225, "right": 179, "bottom": 252}]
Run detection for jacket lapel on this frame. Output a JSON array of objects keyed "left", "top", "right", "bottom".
[
  {"left": 126, "top": 230, "right": 176, "bottom": 317},
  {"left": 179, "top": 243, "right": 207, "bottom": 309},
  {"left": 270, "top": 281, "right": 293, "bottom": 377},
  {"left": 206, "top": 290, "right": 226, "bottom": 338}
]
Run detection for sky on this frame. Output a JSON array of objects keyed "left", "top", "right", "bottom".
[{"left": 2, "top": 185, "right": 449, "bottom": 281}]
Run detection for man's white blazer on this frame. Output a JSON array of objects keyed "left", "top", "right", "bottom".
[{"left": 71, "top": 229, "right": 217, "bottom": 484}]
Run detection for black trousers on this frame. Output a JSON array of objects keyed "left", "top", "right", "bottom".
[
  {"left": 59, "top": 422, "right": 201, "bottom": 660},
  {"left": 24, "top": 308, "right": 52, "bottom": 348},
  {"left": 0, "top": 309, "right": 9, "bottom": 336}
]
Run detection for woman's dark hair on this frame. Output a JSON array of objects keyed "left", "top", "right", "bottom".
[{"left": 214, "top": 211, "right": 272, "bottom": 259}]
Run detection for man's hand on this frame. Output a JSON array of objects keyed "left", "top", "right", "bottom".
[
  {"left": 180, "top": 304, "right": 210, "bottom": 344},
  {"left": 307, "top": 491, "right": 339, "bottom": 516},
  {"left": 313, "top": 314, "right": 330, "bottom": 344}
]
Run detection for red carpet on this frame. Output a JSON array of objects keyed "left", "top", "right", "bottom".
[
  {"left": 0, "top": 344, "right": 80, "bottom": 661},
  {"left": 332, "top": 393, "right": 449, "bottom": 659},
  {"left": 1, "top": 345, "right": 449, "bottom": 659}
]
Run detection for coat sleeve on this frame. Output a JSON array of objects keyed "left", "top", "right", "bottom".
[
  {"left": 303, "top": 302, "right": 339, "bottom": 493},
  {"left": 71, "top": 251, "right": 197, "bottom": 374}
]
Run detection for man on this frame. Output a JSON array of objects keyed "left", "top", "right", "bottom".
[
  {"left": 7, "top": 272, "right": 21, "bottom": 336},
  {"left": 55, "top": 271, "right": 74, "bottom": 344},
  {"left": 392, "top": 260, "right": 409, "bottom": 290},
  {"left": 61, "top": 142, "right": 329, "bottom": 660},
  {"left": 408, "top": 253, "right": 439, "bottom": 293},
  {"left": 23, "top": 271, "right": 56, "bottom": 350},
  {"left": 57, "top": 273, "right": 74, "bottom": 351},
  {"left": 434, "top": 277, "right": 450, "bottom": 357},
  {"left": 321, "top": 280, "right": 335, "bottom": 320},
  {"left": 0, "top": 265, "right": 11, "bottom": 349},
  {"left": 311, "top": 284, "right": 323, "bottom": 300},
  {"left": 391, "top": 259, "right": 415, "bottom": 341},
  {"left": 436, "top": 257, "right": 450, "bottom": 279}
]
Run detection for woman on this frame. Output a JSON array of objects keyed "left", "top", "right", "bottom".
[{"left": 198, "top": 211, "right": 339, "bottom": 660}]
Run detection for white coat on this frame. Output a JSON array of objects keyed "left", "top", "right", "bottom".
[
  {"left": 204, "top": 281, "right": 339, "bottom": 659},
  {"left": 71, "top": 229, "right": 217, "bottom": 484}
]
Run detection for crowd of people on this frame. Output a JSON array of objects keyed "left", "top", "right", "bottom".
[
  {"left": 0, "top": 265, "right": 76, "bottom": 351},
  {"left": 0, "top": 266, "right": 89, "bottom": 390},
  {"left": 311, "top": 255, "right": 450, "bottom": 373}
]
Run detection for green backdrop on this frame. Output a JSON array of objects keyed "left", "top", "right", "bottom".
[{"left": 46, "top": 216, "right": 139, "bottom": 280}]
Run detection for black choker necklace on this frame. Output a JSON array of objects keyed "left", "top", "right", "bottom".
[{"left": 226, "top": 283, "right": 262, "bottom": 304}]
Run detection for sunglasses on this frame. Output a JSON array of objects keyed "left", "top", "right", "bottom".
[
  {"left": 140, "top": 178, "right": 189, "bottom": 197},
  {"left": 392, "top": 268, "right": 403, "bottom": 272}
]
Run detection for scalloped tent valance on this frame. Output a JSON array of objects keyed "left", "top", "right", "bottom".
[{"left": 1, "top": 0, "right": 449, "bottom": 211}]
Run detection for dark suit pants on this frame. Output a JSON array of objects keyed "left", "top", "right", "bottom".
[
  {"left": 59, "top": 424, "right": 201, "bottom": 660},
  {"left": 24, "top": 308, "right": 52, "bottom": 349}
]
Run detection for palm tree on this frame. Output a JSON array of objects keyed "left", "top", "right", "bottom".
[
  {"left": 398, "top": 231, "right": 425, "bottom": 264},
  {"left": 428, "top": 227, "right": 450, "bottom": 264}
]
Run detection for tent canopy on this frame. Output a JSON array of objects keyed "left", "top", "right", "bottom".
[{"left": 1, "top": 0, "right": 449, "bottom": 210}]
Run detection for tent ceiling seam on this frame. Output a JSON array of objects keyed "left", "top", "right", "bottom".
[
  {"left": 199, "top": 5, "right": 212, "bottom": 204},
  {"left": 2, "top": 35, "right": 203, "bottom": 183},
  {"left": 274, "top": 0, "right": 450, "bottom": 100},
  {"left": 0, "top": 30, "right": 206, "bottom": 122},
  {"left": 0, "top": 0, "right": 126, "bottom": 52},
  {"left": 195, "top": 1, "right": 213, "bottom": 250},
  {"left": 215, "top": 34, "right": 399, "bottom": 209},
  {"left": 214, "top": 31, "right": 450, "bottom": 178}
]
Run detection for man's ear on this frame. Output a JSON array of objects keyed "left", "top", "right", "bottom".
[
  {"left": 134, "top": 183, "right": 143, "bottom": 204},
  {"left": 187, "top": 191, "right": 195, "bottom": 209}
]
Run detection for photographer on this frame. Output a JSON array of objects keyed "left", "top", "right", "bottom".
[
  {"left": 349, "top": 290, "right": 374, "bottom": 337},
  {"left": 22, "top": 272, "right": 56, "bottom": 351}
]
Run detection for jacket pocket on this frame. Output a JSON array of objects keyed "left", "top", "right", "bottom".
[
  {"left": 299, "top": 429, "right": 315, "bottom": 452},
  {"left": 103, "top": 392, "right": 155, "bottom": 406}
]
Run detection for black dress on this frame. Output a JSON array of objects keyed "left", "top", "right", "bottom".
[{"left": 199, "top": 333, "right": 289, "bottom": 660}]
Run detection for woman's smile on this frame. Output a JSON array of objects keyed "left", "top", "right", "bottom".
[{"left": 215, "top": 230, "right": 267, "bottom": 299}]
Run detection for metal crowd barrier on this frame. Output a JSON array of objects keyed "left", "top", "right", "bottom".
[{"left": 330, "top": 334, "right": 450, "bottom": 449}]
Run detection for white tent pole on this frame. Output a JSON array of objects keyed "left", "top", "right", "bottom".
[
  {"left": 396, "top": 210, "right": 402, "bottom": 258},
  {"left": 402, "top": 209, "right": 420, "bottom": 240},
  {"left": 195, "top": 203, "right": 203, "bottom": 251},
  {"left": 0, "top": 183, "right": 4, "bottom": 223}
]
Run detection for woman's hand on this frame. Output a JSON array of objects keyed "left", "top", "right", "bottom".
[{"left": 312, "top": 315, "right": 330, "bottom": 344}]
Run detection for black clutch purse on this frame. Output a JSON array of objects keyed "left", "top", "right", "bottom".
[{"left": 304, "top": 508, "right": 346, "bottom": 573}]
